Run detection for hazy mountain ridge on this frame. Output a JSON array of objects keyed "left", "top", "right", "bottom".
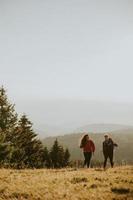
[
  {"left": 74, "top": 123, "right": 133, "bottom": 133},
  {"left": 37, "top": 123, "right": 133, "bottom": 138},
  {"left": 16, "top": 100, "right": 133, "bottom": 137},
  {"left": 34, "top": 124, "right": 69, "bottom": 138}
]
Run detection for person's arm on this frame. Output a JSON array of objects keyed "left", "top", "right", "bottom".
[
  {"left": 103, "top": 142, "right": 104, "bottom": 152},
  {"left": 91, "top": 140, "right": 95, "bottom": 153},
  {"left": 113, "top": 142, "right": 118, "bottom": 147},
  {"left": 109, "top": 138, "right": 118, "bottom": 147},
  {"left": 108, "top": 138, "right": 113, "bottom": 146}
]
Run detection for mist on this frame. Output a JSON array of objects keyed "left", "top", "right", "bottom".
[{"left": 14, "top": 99, "right": 133, "bottom": 135}]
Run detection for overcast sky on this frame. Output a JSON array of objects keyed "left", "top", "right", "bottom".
[
  {"left": 0, "top": 0, "right": 133, "bottom": 102},
  {"left": 0, "top": 0, "right": 133, "bottom": 130}
]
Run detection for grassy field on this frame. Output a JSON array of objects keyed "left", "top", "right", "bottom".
[{"left": 0, "top": 166, "right": 132, "bottom": 200}]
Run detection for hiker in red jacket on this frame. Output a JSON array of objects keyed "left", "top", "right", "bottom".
[{"left": 80, "top": 134, "right": 95, "bottom": 168}]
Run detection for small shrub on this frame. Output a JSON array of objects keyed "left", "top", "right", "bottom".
[
  {"left": 90, "top": 184, "right": 97, "bottom": 189},
  {"left": 111, "top": 187, "right": 130, "bottom": 194},
  {"left": 0, "top": 188, "right": 6, "bottom": 194},
  {"left": 71, "top": 177, "right": 88, "bottom": 184},
  {"left": 94, "top": 168, "right": 103, "bottom": 172},
  {"left": 11, "top": 192, "right": 30, "bottom": 199}
]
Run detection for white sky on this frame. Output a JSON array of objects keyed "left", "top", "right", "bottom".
[{"left": 0, "top": 0, "right": 133, "bottom": 103}]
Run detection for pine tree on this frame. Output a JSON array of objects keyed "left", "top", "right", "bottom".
[
  {"left": 50, "top": 139, "right": 64, "bottom": 168},
  {"left": 43, "top": 147, "right": 51, "bottom": 168},
  {"left": 10, "top": 115, "right": 44, "bottom": 168},
  {"left": 63, "top": 148, "right": 70, "bottom": 167},
  {"left": 50, "top": 139, "right": 71, "bottom": 168},
  {"left": 0, "top": 86, "right": 17, "bottom": 141},
  {"left": 58, "top": 146, "right": 65, "bottom": 167},
  {"left": 0, "top": 86, "right": 17, "bottom": 165},
  {"left": 0, "top": 130, "right": 10, "bottom": 166}
]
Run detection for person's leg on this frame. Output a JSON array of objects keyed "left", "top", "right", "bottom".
[
  {"left": 83, "top": 152, "right": 87, "bottom": 167},
  {"left": 103, "top": 153, "right": 108, "bottom": 169},
  {"left": 109, "top": 151, "right": 114, "bottom": 167},
  {"left": 86, "top": 152, "right": 92, "bottom": 168}
]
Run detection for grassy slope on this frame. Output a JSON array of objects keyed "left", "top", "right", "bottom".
[{"left": 0, "top": 166, "right": 133, "bottom": 200}]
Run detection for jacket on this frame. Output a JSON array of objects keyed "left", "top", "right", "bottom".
[
  {"left": 103, "top": 138, "right": 118, "bottom": 154},
  {"left": 83, "top": 140, "right": 95, "bottom": 152}
]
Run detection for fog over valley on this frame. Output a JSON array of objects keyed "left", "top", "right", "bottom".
[{"left": 14, "top": 99, "right": 133, "bottom": 137}]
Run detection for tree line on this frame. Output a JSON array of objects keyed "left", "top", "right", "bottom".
[{"left": 0, "top": 86, "right": 70, "bottom": 169}]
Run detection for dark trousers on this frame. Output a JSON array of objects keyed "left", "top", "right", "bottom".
[
  {"left": 103, "top": 151, "right": 114, "bottom": 168},
  {"left": 83, "top": 152, "right": 92, "bottom": 168}
]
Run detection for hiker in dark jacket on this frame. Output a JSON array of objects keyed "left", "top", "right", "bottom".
[
  {"left": 80, "top": 134, "right": 95, "bottom": 168},
  {"left": 103, "top": 134, "right": 118, "bottom": 169}
]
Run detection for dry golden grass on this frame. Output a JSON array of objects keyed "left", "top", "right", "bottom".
[{"left": 0, "top": 166, "right": 132, "bottom": 200}]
